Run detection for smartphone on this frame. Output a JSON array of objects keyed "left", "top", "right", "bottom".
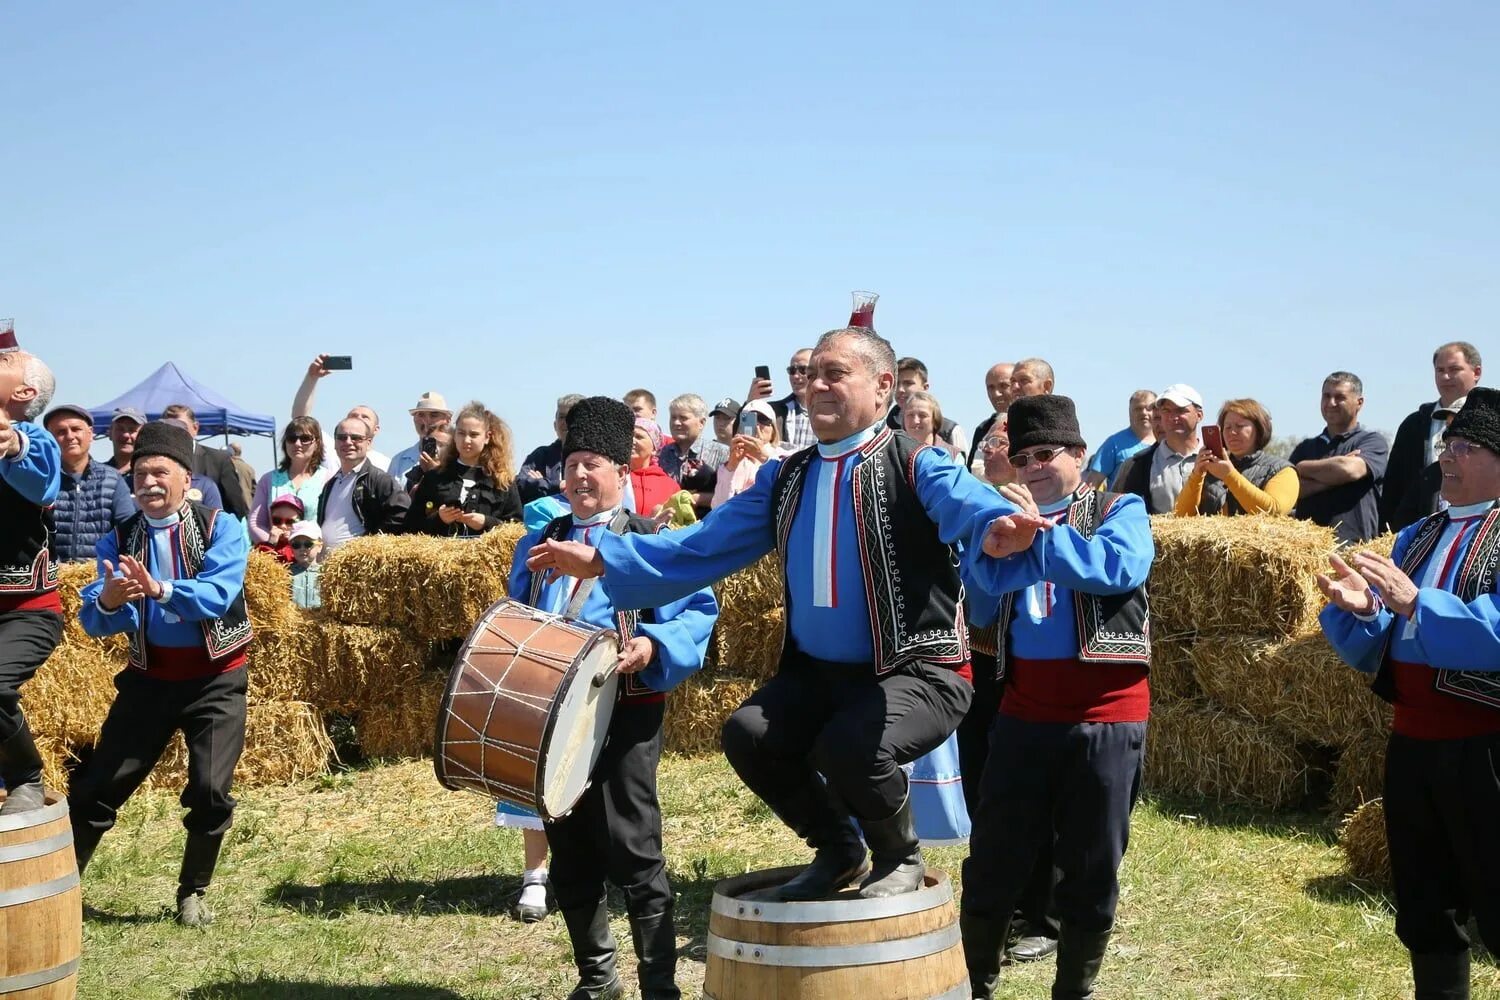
[
  {"left": 324, "top": 355, "right": 353, "bottom": 371},
  {"left": 421, "top": 436, "right": 439, "bottom": 457},
  {"left": 754, "top": 365, "right": 771, "bottom": 382},
  {"left": 1201, "top": 424, "right": 1224, "bottom": 457},
  {"left": 738, "top": 409, "right": 759, "bottom": 437}
]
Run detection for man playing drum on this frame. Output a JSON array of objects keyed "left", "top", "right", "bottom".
[
  {"left": 509, "top": 395, "right": 717, "bottom": 1000},
  {"left": 528, "top": 327, "right": 1024, "bottom": 902}
]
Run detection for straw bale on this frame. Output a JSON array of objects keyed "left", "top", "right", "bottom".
[
  {"left": 318, "top": 524, "right": 528, "bottom": 640},
  {"left": 1339, "top": 799, "right": 1391, "bottom": 884},
  {"left": 357, "top": 673, "right": 448, "bottom": 760},
  {"left": 1189, "top": 632, "right": 1389, "bottom": 748},
  {"left": 1144, "top": 699, "right": 1316, "bottom": 809},
  {"left": 665, "top": 676, "right": 759, "bottom": 756},
  {"left": 243, "top": 549, "right": 300, "bottom": 636},
  {"left": 25, "top": 629, "right": 124, "bottom": 746},
  {"left": 713, "top": 553, "right": 784, "bottom": 639},
  {"left": 35, "top": 734, "right": 80, "bottom": 794},
  {"left": 714, "top": 608, "right": 785, "bottom": 684},
  {"left": 1147, "top": 515, "right": 1338, "bottom": 638},
  {"left": 145, "top": 701, "right": 334, "bottom": 790},
  {"left": 1149, "top": 635, "right": 1200, "bottom": 701},
  {"left": 303, "top": 620, "right": 435, "bottom": 714},
  {"left": 1331, "top": 730, "right": 1388, "bottom": 814},
  {"left": 245, "top": 616, "right": 320, "bottom": 703}
]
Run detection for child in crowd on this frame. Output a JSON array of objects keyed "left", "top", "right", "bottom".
[
  {"left": 254, "top": 496, "right": 306, "bottom": 565},
  {"left": 288, "top": 521, "right": 323, "bottom": 609}
]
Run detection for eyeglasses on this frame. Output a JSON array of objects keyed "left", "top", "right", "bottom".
[
  {"left": 981, "top": 436, "right": 1007, "bottom": 451},
  {"left": 271, "top": 516, "right": 298, "bottom": 527},
  {"left": 787, "top": 365, "right": 809, "bottom": 376},
  {"left": 334, "top": 433, "right": 367, "bottom": 443},
  {"left": 1009, "top": 447, "right": 1065, "bottom": 468},
  {"left": 290, "top": 540, "right": 316, "bottom": 550},
  {"left": 1441, "top": 439, "right": 1485, "bottom": 459},
  {"left": 286, "top": 434, "right": 315, "bottom": 445}
]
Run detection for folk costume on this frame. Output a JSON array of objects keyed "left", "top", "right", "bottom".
[
  {"left": 72, "top": 421, "right": 252, "bottom": 924},
  {"left": 960, "top": 395, "right": 1155, "bottom": 1000},
  {"left": 510, "top": 396, "right": 718, "bottom": 1000},
  {"left": 1320, "top": 387, "right": 1500, "bottom": 998},
  {"left": 594, "top": 419, "right": 1021, "bottom": 900},
  {"left": 0, "top": 392, "right": 64, "bottom": 814}
]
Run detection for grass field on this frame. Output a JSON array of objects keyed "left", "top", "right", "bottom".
[{"left": 73, "top": 754, "right": 1497, "bottom": 999}]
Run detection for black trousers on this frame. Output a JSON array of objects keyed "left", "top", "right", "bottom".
[
  {"left": 69, "top": 667, "right": 248, "bottom": 838},
  {"left": 721, "top": 652, "right": 972, "bottom": 822},
  {"left": 545, "top": 699, "right": 673, "bottom": 919},
  {"left": 957, "top": 654, "right": 1060, "bottom": 939},
  {"left": 962, "top": 714, "right": 1145, "bottom": 935},
  {"left": 1385, "top": 731, "right": 1500, "bottom": 956},
  {"left": 0, "top": 610, "right": 63, "bottom": 743}
]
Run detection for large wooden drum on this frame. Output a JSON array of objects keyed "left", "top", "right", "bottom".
[
  {"left": 0, "top": 792, "right": 80, "bottom": 998},
  {"left": 434, "top": 599, "right": 621, "bottom": 820},
  {"left": 704, "top": 866, "right": 968, "bottom": 1000}
]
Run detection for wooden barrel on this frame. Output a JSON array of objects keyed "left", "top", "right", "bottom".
[
  {"left": 0, "top": 792, "right": 80, "bottom": 998},
  {"left": 704, "top": 866, "right": 968, "bottom": 1000}
]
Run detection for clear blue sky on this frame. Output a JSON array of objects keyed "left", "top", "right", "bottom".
[{"left": 4, "top": 2, "right": 1495, "bottom": 467}]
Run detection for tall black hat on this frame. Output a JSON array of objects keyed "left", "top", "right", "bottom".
[
  {"left": 562, "top": 396, "right": 635, "bottom": 466},
  {"left": 132, "top": 420, "right": 196, "bottom": 472},
  {"left": 1006, "top": 395, "right": 1087, "bottom": 457},
  {"left": 1444, "top": 386, "right": 1500, "bottom": 457}
]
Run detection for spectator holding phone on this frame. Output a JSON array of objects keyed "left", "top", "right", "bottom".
[
  {"left": 403, "top": 402, "right": 522, "bottom": 536},
  {"left": 712, "top": 400, "right": 788, "bottom": 508},
  {"left": 292, "top": 353, "right": 392, "bottom": 472},
  {"left": 387, "top": 392, "right": 453, "bottom": 483},
  {"left": 404, "top": 424, "right": 452, "bottom": 494},
  {"left": 250, "top": 416, "right": 328, "bottom": 545},
  {"left": 1174, "top": 399, "right": 1299, "bottom": 518}
]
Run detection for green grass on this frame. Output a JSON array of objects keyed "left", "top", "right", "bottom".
[{"left": 73, "top": 755, "right": 1499, "bottom": 999}]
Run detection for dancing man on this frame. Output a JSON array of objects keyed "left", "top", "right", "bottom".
[
  {"left": 510, "top": 396, "right": 718, "bottom": 1000},
  {"left": 1319, "top": 386, "right": 1500, "bottom": 1000},
  {"left": 528, "top": 326, "right": 1021, "bottom": 901}
]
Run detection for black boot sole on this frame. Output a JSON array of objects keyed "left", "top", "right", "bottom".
[{"left": 775, "top": 859, "right": 872, "bottom": 901}]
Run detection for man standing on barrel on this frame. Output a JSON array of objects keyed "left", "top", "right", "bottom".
[
  {"left": 510, "top": 395, "right": 718, "bottom": 1000},
  {"left": 0, "top": 329, "right": 62, "bottom": 814},
  {"left": 959, "top": 394, "right": 1155, "bottom": 1000},
  {"left": 72, "top": 420, "right": 253, "bottom": 926},
  {"left": 1319, "top": 385, "right": 1500, "bottom": 1000},
  {"left": 528, "top": 326, "right": 1023, "bottom": 901}
]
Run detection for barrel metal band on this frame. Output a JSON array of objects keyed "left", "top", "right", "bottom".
[
  {"left": 711, "top": 879, "right": 953, "bottom": 924},
  {"left": 707, "top": 922, "right": 961, "bottom": 967},
  {"left": 0, "top": 798, "right": 68, "bottom": 833},
  {"left": 0, "top": 871, "right": 81, "bottom": 908},
  {"left": 707, "top": 973, "right": 968, "bottom": 1000},
  {"left": 0, "top": 830, "right": 74, "bottom": 864},
  {"left": 0, "top": 957, "right": 80, "bottom": 993}
]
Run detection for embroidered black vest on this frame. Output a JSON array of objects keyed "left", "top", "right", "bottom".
[
  {"left": 768, "top": 427, "right": 969, "bottom": 676},
  {"left": 1371, "top": 505, "right": 1500, "bottom": 712},
  {"left": 530, "top": 509, "right": 664, "bottom": 702},
  {"left": 117, "top": 501, "right": 253, "bottom": 671},
  {"left": 0, "top": 476, "right": 58, "bottom": 599},
  {"left": 993, "top": 487, "right": 1152, "bottom": 682}
]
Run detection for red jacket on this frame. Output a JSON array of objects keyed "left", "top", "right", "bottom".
[{"left": 630, "top": 461, "right": 679, "bottom": 517}]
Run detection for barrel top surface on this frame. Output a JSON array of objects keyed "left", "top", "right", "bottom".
[
  {"left": 0, "top": 792, "right": 69, "bottom": 836},
  {"left": 710, "top": 866, "right": 952, "bottom": 924}
]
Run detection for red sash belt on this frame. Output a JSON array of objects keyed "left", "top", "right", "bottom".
[
  {"left": 1001, "top": 656, "right": 1150, "bottom": 724},
  {"left": 1391, "top": 659, "right": 1500, "bottom": 740}
]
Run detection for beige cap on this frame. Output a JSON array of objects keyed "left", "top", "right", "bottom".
[{"left": 409, "top": 391, "right": 450, "bottom": 415}]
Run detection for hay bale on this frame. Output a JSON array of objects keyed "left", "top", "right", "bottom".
[
  {"left": 1148, "top": 515, "right": 1338, "bottom": 638},
  {"left": 713, "top": 553, "right": 784, "bottom": 638},
  {"left": 664, "top": 676, "right": 758, "bottom": 755},
  {"left": 715, "top": 608, "right": 785, "bottom": 684},
  {"left": 304, "top": 620, "right": 435, "bottom": 713},
  {"left": 243, "top": 549, "right": 299, "bottom": 636},
  {"left": 1331, "top": 730, "right": 1388, "bottom": 813},
  {"left": 1189, "top": 632, "right": 1390, "bottom": 748},
  {"left": 1339, "top": 799, "right": 1391, "bottom": 884},
  {"left": 1149, "top": 635, "right": 1200, "bottom": 701},
  {"left": 26, "top": 631, "right": 124, "bottom": 746},
  {"left": 357, "top": 673, "right": 448, "bottom": 759},
  {"left": 145, "top": 701, "right": 335, "bottom": 790},
  {"left": 1144, "top": 699, "right": 1316, "bottom": 809},
  {"left": 36, "top": 734, "right": 79, "bottom": 794},
  {"left": 318, "top": 525, "right": 528, "bottom": 640}
]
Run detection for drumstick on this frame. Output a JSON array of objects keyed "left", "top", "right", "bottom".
[{"left": 592, "top": 661, "right": 618, "bottom": 688}]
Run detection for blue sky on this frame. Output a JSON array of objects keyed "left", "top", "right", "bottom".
[{"left": 4, "top": 2, "right": 1495, "bottom": 466}]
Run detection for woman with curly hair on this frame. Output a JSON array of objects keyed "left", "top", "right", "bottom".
[{"left": 403, "top": 401, "right": 522, "bottom": 536}]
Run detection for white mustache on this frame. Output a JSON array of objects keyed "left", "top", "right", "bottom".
[{"left": 136, "top": 486, "right": 168, "bottom": 499}]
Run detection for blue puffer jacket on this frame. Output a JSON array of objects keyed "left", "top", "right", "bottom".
[{"left": 53, "top": 460, "right": 137, "bottom": 563}]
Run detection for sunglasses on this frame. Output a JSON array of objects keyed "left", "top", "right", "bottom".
[
  {"left": 980, "top": 435, "right": 1008, "bottom": 452},
  {"left": 290, "top": 540, "right": 316, "bottom": 550},
  {"left": 286, "top": 434, "right": 315, "bottom": 445},
  {"left": 1009, "top": 447, "right": 1066, "bottom": 469},
  {"left": 271, "top": 516, "right": 298, "bottom": 527},
  {"left": 334, "top": 433, "right": 367, "bottom": 443},
  {"left": 1441, "top": 439, "right": 1485, "bottom": 460},
  {"left": 787, "top": 364, "right": 809, "bottom": 376}
]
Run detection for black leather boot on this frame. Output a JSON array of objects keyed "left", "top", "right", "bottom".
[
  {"left": 961, "top": 907, "right": 1013, "bottom": 1000},
  {"left": 176, "top": 832, "right": 226, "bottom": 927},
  {"left": 857, "top": 792, "right": 924, "bottom": 898},
  {"left": 628, "top": 904, "right": 681, "bottom": 1000},
  {"left": 561, "top": 896, "right": 623, "bottom": 1000},
  {"left": 1052, "top": 928, "right": 1112, "bottom": 1000},
  {"left": 1411, "top": 951, "right": 1470, "bottom": 1000},
  {"left": 770, "top": 784, "right": 869, "bottom": 901},
  {"left": 0, "top": 720, "right": 47, "bottom": 814},
  {"left": 73, "top": 822, "right": 105, "bottom": 875}
]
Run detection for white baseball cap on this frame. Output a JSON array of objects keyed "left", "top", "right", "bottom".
[
  {"left": 409, "top": 391, "right": 451, "bottom": 415},
  {"left": 289, "top": 520, "right": 322, "bottom": 542},
  {"left": 1157, "top": 383, "right": 1204, "bottom": 409}
]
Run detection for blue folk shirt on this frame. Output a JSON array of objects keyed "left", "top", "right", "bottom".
[
  {"left": 595, "top": 422, "right": 1019, "bottom": 664},
  {"left": 509, "top": 509, "right": 717, "bottom": 694},
  {"left": 1321, "top": 500, "right": 1500, "bottom": 674},
  {"left": 1, "top": 422, "right": 62, "bottom": 506},
  {"left": 80, "top": 509, "right": 250, "bottom": 646}
]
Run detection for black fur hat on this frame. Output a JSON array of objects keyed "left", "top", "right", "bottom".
[
  {"left": 1006, "top": 395, "right": 1087, "bottom": 457},
  {"left": 563, "top": 396, "right": 635, "bottom": 466},
  {"left": 132, "top": 420, "right": 196, "bottom": 472},
  {"left": 1444, "top": 386, "right": 1500, "bottom": 457}
]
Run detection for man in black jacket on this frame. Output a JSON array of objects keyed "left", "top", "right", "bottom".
[
  {"left": 316, "top": 417, "right": 410, "bottom": 559},
  {"left": 1381, "top": 341, "right": 1481, "bottom": 532},
  {"left": 161, "top": 404, "right": 250, "bottom": 518}
]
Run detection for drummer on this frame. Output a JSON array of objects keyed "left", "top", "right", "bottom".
[{"left": 508, "top": 395, "right": 717, "bottom": 1000}]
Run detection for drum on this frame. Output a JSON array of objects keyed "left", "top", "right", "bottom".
[{"left": 434, "top": 599, "right": 621, "bottom": 821}]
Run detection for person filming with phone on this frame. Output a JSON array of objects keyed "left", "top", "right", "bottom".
[
  {"left": 1112, "top": 383, "right": 1220, "bottom": 514},
  {"left": 403, "top": 401, "right": 522, "bottom": 537},
  {"left": 1174, "top": 398, "right": 1299, "bottom": 518},
  {"left": 711, "top": 399, "right": 788, "bottom": 508}
]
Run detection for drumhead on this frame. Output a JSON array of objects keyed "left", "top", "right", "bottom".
[{"left": 538, "top": 632, "right": 620, "bottom": 819}]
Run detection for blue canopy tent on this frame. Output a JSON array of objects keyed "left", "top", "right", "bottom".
[{"left": 89, "top": 362, "right": 276, "bottom": 453}]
